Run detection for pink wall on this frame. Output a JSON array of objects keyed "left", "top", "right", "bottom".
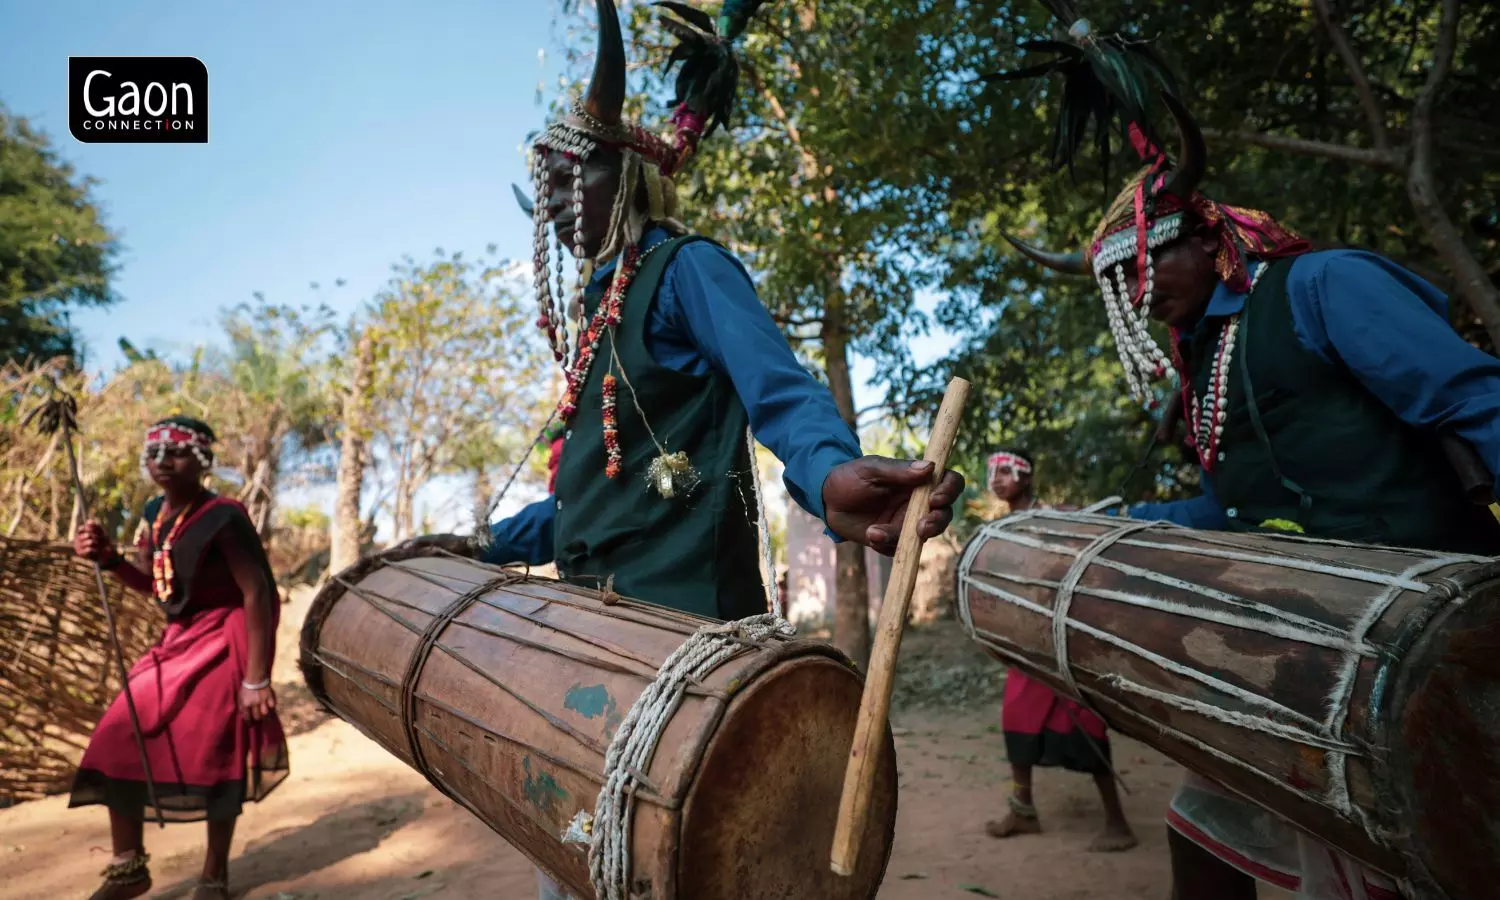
[{"left": 783, "top": 504, "right": 889, "bottom": 628}]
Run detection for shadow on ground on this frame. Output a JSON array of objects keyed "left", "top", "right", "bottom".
[{"left": 151, "top": 793, "right": 427, "bottom": 899}]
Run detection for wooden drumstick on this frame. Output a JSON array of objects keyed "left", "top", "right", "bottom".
[{"left": 830, "top": 376, "right": 970, "bottom": 876}]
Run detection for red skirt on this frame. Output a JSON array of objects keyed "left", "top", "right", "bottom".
[
  {"left": 1001, "top": 669, "right": 1111, "bottom": 774},
  {"left": 69, "top": 603, "right": 288, "bottom": 822}
]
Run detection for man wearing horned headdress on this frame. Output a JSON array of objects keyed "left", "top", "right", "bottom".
[
  {"left": 482, "top": 4, "right": 962, "bottom": 896},
  {"left": 993, "top": 10, "right": 1500, "bottom": 898},
  {"left": 410, "top": 6, "right": 964, "bottom": 892},
  {"left": 461, "top": 0, "right": 963, "bottom": 616}
]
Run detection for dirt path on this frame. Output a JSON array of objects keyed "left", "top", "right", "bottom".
[
  {"left": 0, "top": 712, "right": 1191, "bottom": 900},
  {"left": 0, "top": 597, "right": 1285, "bottom": 900}
]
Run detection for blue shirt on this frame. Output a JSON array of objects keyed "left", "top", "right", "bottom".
[
  {"left": 485, "top": 228, "right": 862, "bottom": 564},
  {"left": 1129, "top": 250, "right": 1500, "bottom": 528}
]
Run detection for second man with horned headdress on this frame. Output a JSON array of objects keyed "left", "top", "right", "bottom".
[{"left": 994, "top": 8, "right": 1500, "bottom": 898}]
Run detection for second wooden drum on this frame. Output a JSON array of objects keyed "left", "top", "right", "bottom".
[{"left": 957, "top": 508, "right": 1500, "bottom": 900}]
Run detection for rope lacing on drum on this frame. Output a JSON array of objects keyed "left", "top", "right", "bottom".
[
  {"left": 586, "top": 613, "right": 794, "bottom": 900},
  {"left": 399, "top": 573, "right": 521, "bottom": 803}
]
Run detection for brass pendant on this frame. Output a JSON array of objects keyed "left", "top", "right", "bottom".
[{"left": 646, "top": 451, "right": 698, "bottom": 500}]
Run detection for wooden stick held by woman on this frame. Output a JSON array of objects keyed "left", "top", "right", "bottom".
[{"left": 27, "top": 385, "right": 164, "bottom": 829}]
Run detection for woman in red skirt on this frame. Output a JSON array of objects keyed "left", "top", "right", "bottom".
[
  {"left": 983, "top": 449, "right": 1137, "bottom": 852},
  {"left": 71, "top": 417, "right": 289, "bottom": 899}
]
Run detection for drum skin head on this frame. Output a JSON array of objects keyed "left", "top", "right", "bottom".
[
  {"left": 677, "top": 655, "right": 898, "bottom": 899},
  {"left": 1390, "top": 569, "right": 1500, "bottom": 900}
]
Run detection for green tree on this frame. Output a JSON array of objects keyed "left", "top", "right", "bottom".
[
  {"left": 0, "top": 104, "right": 120, "bottom": 364},
  {"left": 211, "top": 296, "right": 338, "bottom": 535},
  {"left": 363, "top": 249, "right": 551, "bottom": 541},
  {"left": 544, "top": 0, "right": 1498, "bottom": 624}
]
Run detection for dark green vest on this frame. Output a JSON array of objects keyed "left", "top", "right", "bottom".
[
  {"left": 1184, "top": 256, "right": 1500, "bottom": 555},
  {"left": 552, "top": 235, "right": 765, "bottom": 620}
]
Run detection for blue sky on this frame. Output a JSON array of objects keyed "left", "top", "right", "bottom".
[
  {"left": 2, "top": 0, "right": 559, "bottom": 368},
  {"left": 1, "top": 1, "right": 956, "bottom": 532}
]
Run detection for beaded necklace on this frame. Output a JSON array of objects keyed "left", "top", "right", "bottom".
[
  {"left": 552, "top": 236, "right": 672, "bottom": 480},
  {"left": 1183, "top": 261, "right": 1268, "bottom": 472},
  {"left": 150, "top": 495, "right": 203, "bottom": 602}
]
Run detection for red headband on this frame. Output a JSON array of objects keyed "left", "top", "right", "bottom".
[
  {"left": 144, "top": 424, "right": 211, "bottom": 449},
  {"left": 988, "top": 452, "right": 1032, "bottom": 476}
]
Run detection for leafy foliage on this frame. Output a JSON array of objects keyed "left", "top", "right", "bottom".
[
  {"left": 361, "top": 249, "right": 552, "bottom": 540},
  {"left": 0, "top": 105, "right": 120, "bottom": 365},
  {"left": 559, "top": 0, "right": 1497, "bottom": 520},
  {"left": 210, "top": 297, "right": 339, "bottom": 532}
]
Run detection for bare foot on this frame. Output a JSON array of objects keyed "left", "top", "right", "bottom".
[
  {"left": 1089, "top": 821, "right": 1139, "bottom": 852},
  {"left": 985, "top": 810, "right": 1043, "bottom": 838}
]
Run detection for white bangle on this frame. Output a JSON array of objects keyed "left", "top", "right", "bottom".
[{"left": 242, "top": 678, "right": 270, "bottom": 691}]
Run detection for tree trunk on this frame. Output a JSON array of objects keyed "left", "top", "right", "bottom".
[
  {"left": 240, "top": 457, "right": 275, "bottom": 538},
  {"left": 823, "top": 291, "right": 872, "bottom": 671},
  {"left": 257, "top": 456, "right": 279, "bottom": 536},
  {"left": 331, "top": 335, "right": 374, "bottom": 573},
  {"left": 472, "top": 465, "right": 493, "bottom": 538},
  {"left": 393, "top": 485, "right": 416, "bottom": 542},
  {"left": 1405, "top": 0, "right": 1500, "bottom": 350}
]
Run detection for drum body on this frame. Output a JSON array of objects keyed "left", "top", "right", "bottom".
[
  {"left": 956, "top": 509, "right": 1500, "bottom": 900},
  {"left": 300, "top": 548, "right": 896, "bottom": 900}
]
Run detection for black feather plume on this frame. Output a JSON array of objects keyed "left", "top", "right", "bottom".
[
  {"left": 23, "top": 381, "right": 79, "bottom": 439},
  {"left": 658, "top": 0, "right": 715, "bottom": 32},
  {"left": 653, "top": 1, "right": 760, "bottom": 138},
  {"left": 978, "top": 21, "right": 1180, "bottom": 187},
  {"left": 1037, "top": 0, "right": 1081, "bottom": 26}
]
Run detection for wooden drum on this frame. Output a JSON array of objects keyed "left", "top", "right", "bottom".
[
  {"left": 300, "top": 547, "right": 896, "bottom": 900},
  {"left": 956, "top": 509, "right": 1500, "bottom": 900}
]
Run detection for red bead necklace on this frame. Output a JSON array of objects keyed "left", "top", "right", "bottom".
[
  {"left": 544, "top": 237, "right": 671, "bottom": 480},
  {"left": 150, "top": 498, "right": 200, "bottom": 602}
]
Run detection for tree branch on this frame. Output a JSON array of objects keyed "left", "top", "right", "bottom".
[
  {"left": 1310, "top": 0, "right": 1391, "bottom": 152},
  {"left": 1405, "top": 0, "right": 1500, "bottom": 349},
  {"left": 1200, "top": 127, "right": 1403, "bottom": 171},
  {"left": 743, "top": 61, "right": 836, "bottom": 205}
]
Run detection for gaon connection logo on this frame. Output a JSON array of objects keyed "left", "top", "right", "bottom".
[{"left": 68, "top": 57, "right": 208, "bottom": 144}]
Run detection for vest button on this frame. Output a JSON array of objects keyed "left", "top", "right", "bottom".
[
  {"left": 1226, "top": 507, "right": 1238, "bottom": 518},
  {"left": 565, "top": 429, "right": 572, "bottom": 441},
  {"left": 556, "top": 500, "right": 563, "bottom": 511}
]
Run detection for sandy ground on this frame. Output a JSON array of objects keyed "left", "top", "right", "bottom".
[{"left": 0, "top": 590, "right": 1293, "bottom": 900}]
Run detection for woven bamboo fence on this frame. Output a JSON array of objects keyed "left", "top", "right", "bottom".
[{"left": 0, "top": 537, "right": 161, "bottom": 804}]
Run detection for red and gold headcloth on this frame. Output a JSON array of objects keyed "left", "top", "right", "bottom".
[
  {"left": 1087, "top": 168, "right": 1310, "bottom": 294},
  {"left": 1082, "top": 164, "right": 1311, "bottom": 404}
]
